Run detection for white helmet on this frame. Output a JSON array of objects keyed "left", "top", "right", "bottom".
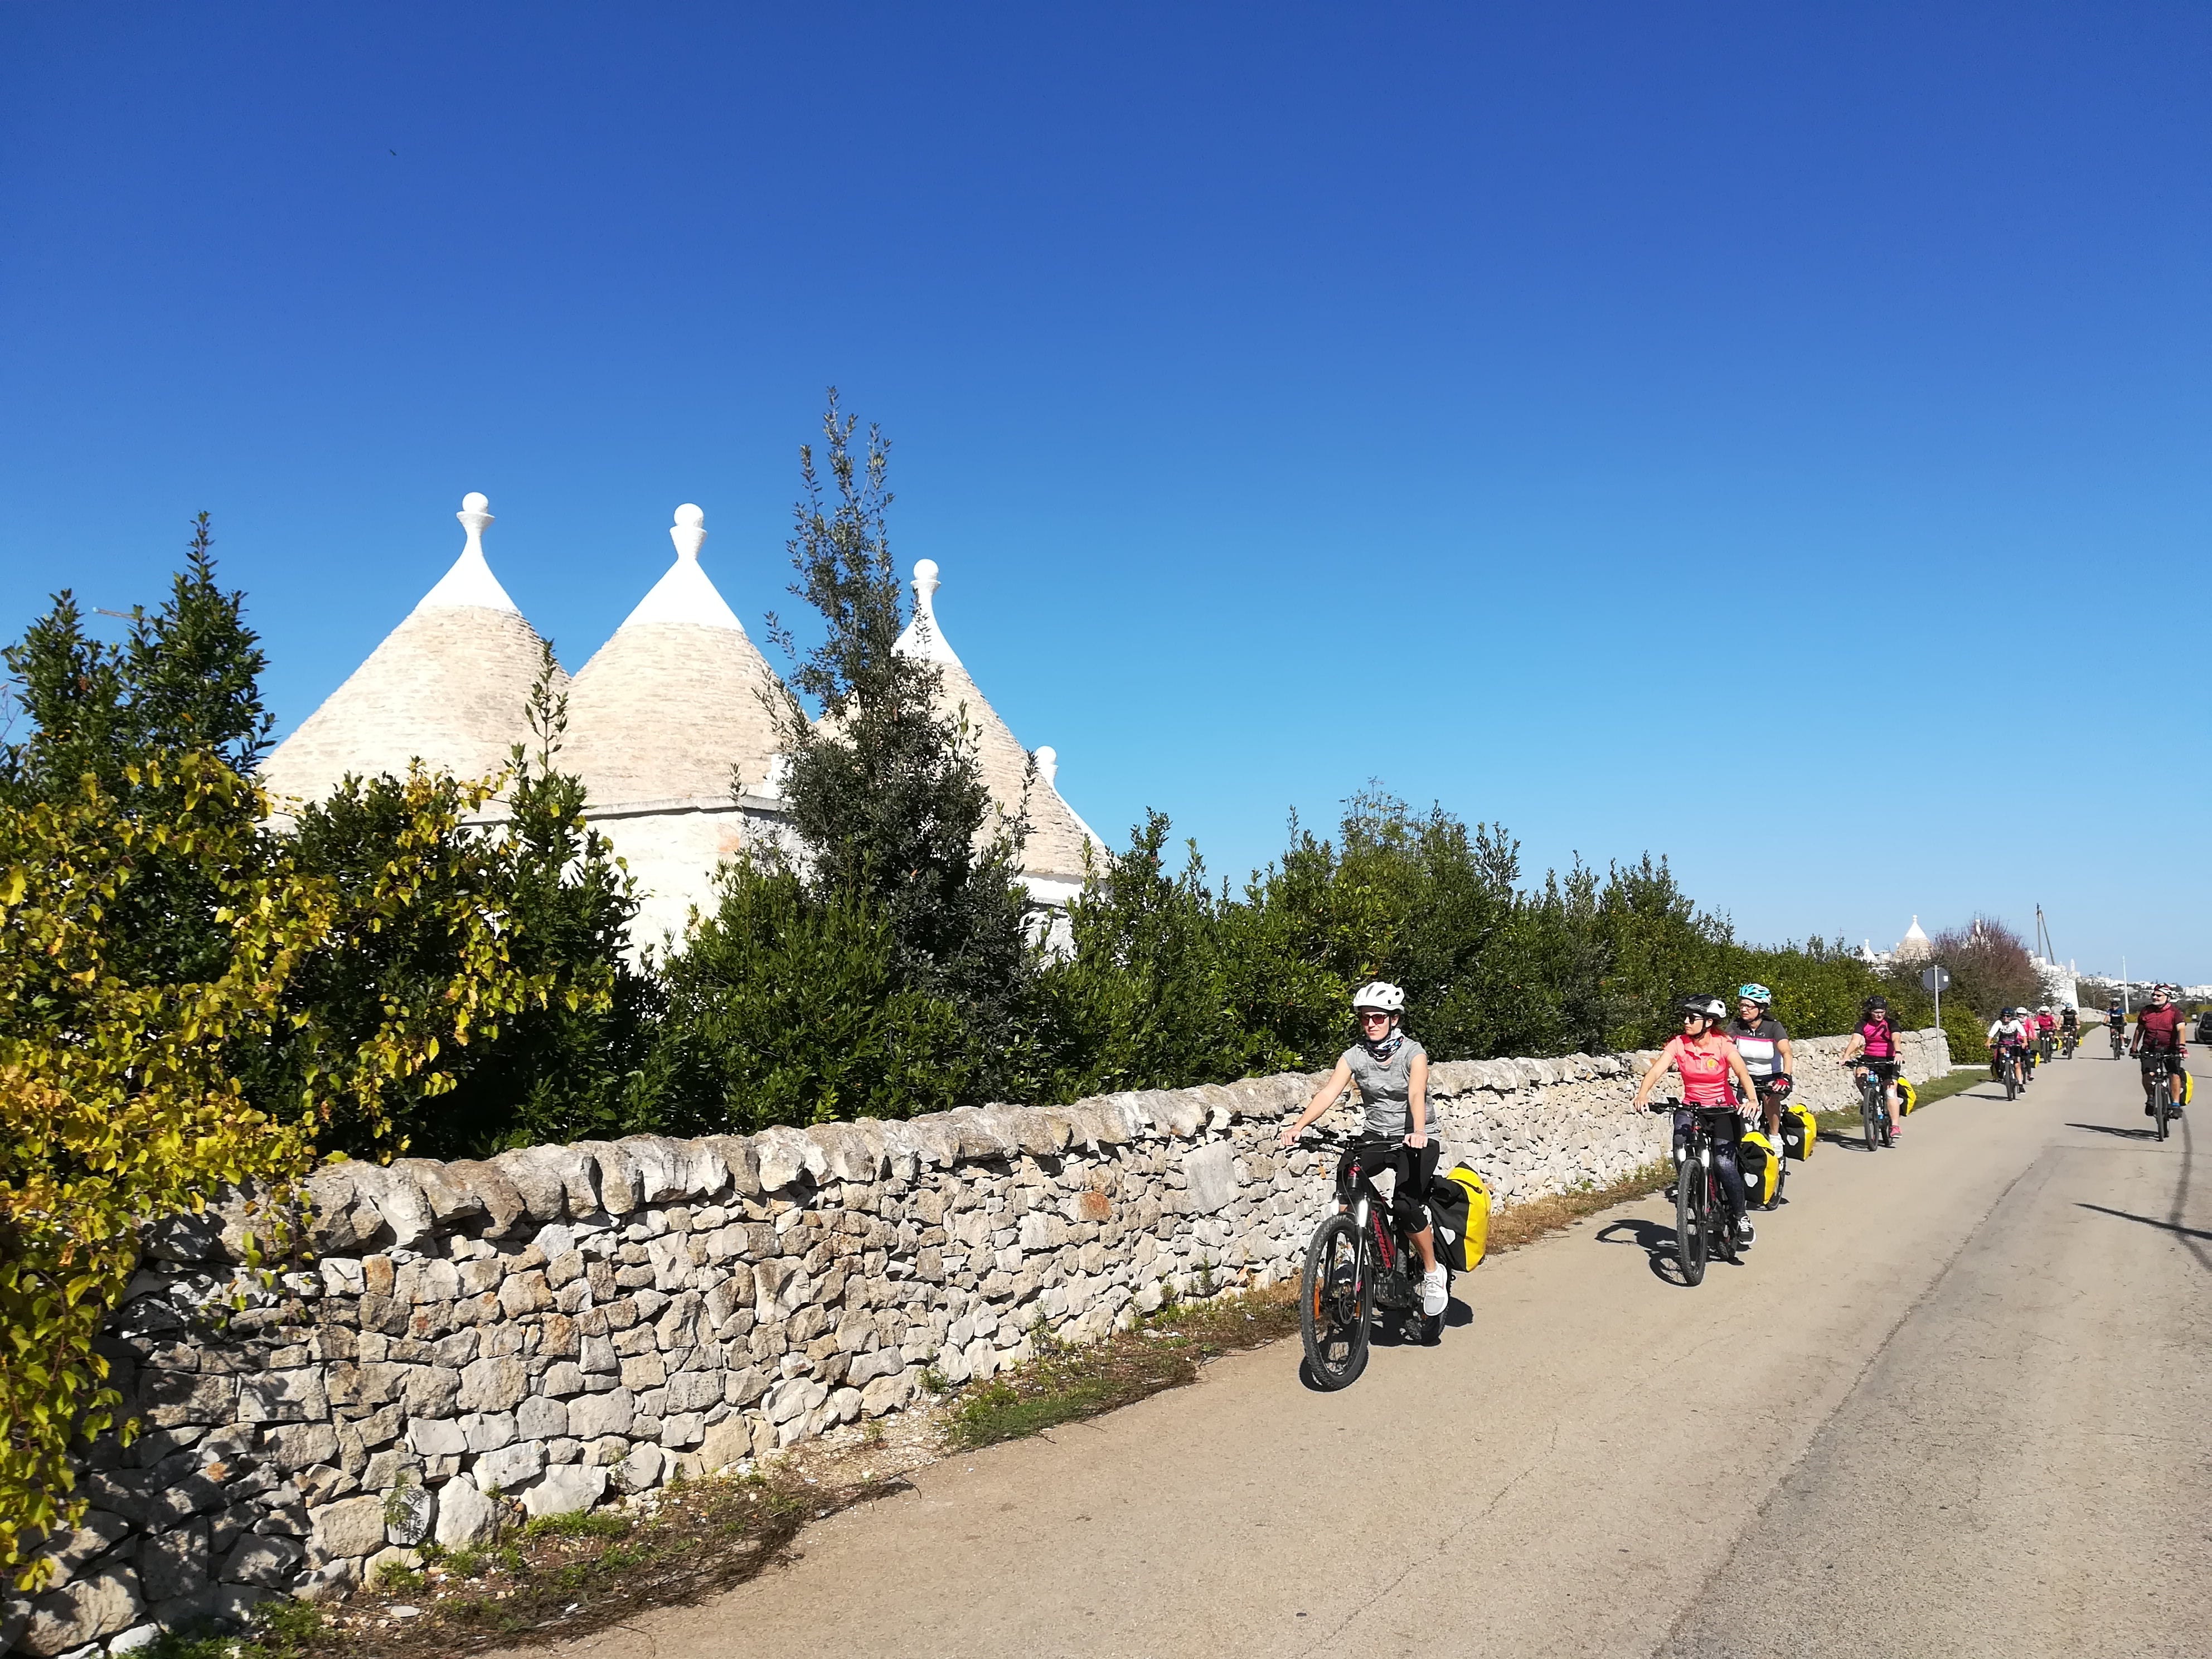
[
  {"left": 1351, "top": 981, "right": 1406, "bottom": 1013},
  {"left": 2038, "top": 1005, "right": 2051, "bottom": 1013}
]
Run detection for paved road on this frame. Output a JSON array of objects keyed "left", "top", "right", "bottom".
[{"left": 527, "top": 1046, "right": 2211, "bottom": 1659}]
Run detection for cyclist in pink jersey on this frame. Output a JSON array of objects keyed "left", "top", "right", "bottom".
[
  {"left": 1634, "top": 995, "right": 1763, "bottom": 1246},
  {"left": 1841, "top": 995, "right": 1907, "bottom": 1139}
]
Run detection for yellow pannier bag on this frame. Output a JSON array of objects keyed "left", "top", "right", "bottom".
[
  {"left": 1439, "top": 1164, "right": 1491, "bottom": 1272},
  {"left": 1781, "top": 1102, "right": 1818, "bottom": 1161},
  {"left": 2182, "top": 1071, "right": 2195, "bottom": 1106},
  {"left": 1898, "top": 1078, "right": 1919, "bottom": 1115},
  {"left": 1739, "top": 1130, "right": 1782, "bottom": 1207}
]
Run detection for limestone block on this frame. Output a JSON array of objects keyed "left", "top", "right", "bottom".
[
  {"left": 384, "top": 1483, "right": 436, "bottom": 1548},
  {"left": 567, "top": 1389, "right": 635, "bottom": 1440},
  {"left": 1181, "top": 1143, "right": 1236, "bottom": 1215},
  {"left": 457, "top": 1355, "right": 526, "bottom": 1413},
  {"left": 521, "top": 1465, "right": 608, "bottom": 1520},
  {"left": 432, "top": 1478, "right": 499, "bottom": 1549},
  {"left": 477, "top": 1439, "right": 546, "bottom": 1492},
  {"left": 308, "top": 1495, "right": 387, "bottom": 1564},
  {"left": 518, "top": 1395, "right": 570, "bottom": 1439},
  {"left": 754, "top": 1127, "right": 827, "bottom": 1191},
  {"left": 576, "top": 1141, "right": 642, "bottom": 1215},
  {"left": 659, "top": 1413, "right": 705, "bottom": 1448},
  {"left": 702, "top": 1133, "right": 763, "bottom": 1197},
  {"left": 137, "top": 1519, "right": 211, "bottom": 1603},
  {"left": 394, "top": 1158, "right": 486, "bottom": 1229},
  {"left": 406, "top": 1418, "right": 467, "bottom": 1457},
  {"left": 237, "top": 1366, "right": 326, "bottom": 1424},
  {"left": 459, "top": 1412, "right": 517, "bottom": 1452},
  {"left": 20, "top": 1563, "right": 143, "bottom": 1657},
  {"left": 806, "top": 1122, "right": 879, "bottom": 1182},
  {"left": 487, "top": 1148, "right": 568, "bottom": 1223},
  {"left": 443, "top": 1160, "right": 528, "bottom": 1237},
  {"left": 619, "top": 1442, "right": 667, "bottom": 1490},
  {"left": 346, "top": 1163, "right": 435, "bottom": 1250}
]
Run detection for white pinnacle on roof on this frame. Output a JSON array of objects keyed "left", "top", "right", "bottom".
[
  {"left": 892, "top": 559, "right": 962, "bottom": 666},
  {"left": 562, "top": 503, "right": 790, "bottom": 807},
  {"left": 259, "top": 492, "right": 562, "bottom": 809},
  {"left": 891, "top": 557, "right": 1103, "bottom": 882},
  {"left": 1897, "top": 915, "right": 1932, "bottom": 960}
]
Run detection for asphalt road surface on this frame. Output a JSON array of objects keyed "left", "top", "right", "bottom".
[{"left": 522, "top": 1044, "right": 2210, "bottom": 1659}]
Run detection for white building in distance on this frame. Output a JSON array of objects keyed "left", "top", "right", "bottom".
[{"left": 259, "top": 494, "right": 1105, "bottom": 952}]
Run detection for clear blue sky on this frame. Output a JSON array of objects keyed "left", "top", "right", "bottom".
[{"left": 4, "top": 4, "right": 2206, "bottom": 980}]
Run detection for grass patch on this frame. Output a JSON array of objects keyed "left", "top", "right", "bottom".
[
  {"left": 947, "top": 1284, "right": 1302, "bottom": 1451},
  {"left": 1485, "top": 1161, "right": 1674, "bottom": 1254},
  {"left": 243, "top": 1466, "right": 907, "bottom": 1658},
  {"left": 1814, "top": 1065, "right": 1987, "bottom": 1138}
]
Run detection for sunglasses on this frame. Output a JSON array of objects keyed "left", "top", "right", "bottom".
[{"left": 1359, "top": 1011, "right": 1394, "bottom": 1025}]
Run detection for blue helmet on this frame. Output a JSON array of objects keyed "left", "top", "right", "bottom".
[{"left": 1738, "top": 983, "right": 1772, "bottom": 1006}]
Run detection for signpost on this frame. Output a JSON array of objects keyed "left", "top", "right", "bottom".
[{"left": 1922, "top": 965, "right": 1952, "bottom": 1041}]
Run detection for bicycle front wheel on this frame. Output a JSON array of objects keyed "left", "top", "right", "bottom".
[
  {"left": 2005, "top": 1061, "right": 2018, "bottom": 1102},
  {"left": 1675, "top": 1152, "right": 1708, "bottom": 1287},
  {"left": 2154, "top": 1077, "right": 2169, "bottom": 1143},
  {"left": 1862, "top": 1087, "right": 1881, "bottom": 1152},
  {"left": 1299, "top": 1213, "right": 1370, "bottom": 1389}
]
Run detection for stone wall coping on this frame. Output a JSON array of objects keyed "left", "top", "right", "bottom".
[{"left": 285, "top": 1031, "right": 1940, "bottom": 1259}]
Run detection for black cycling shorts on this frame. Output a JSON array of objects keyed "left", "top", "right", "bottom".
[{"left": 2138, "top": 1049, "right": 2184, "bottom": 1075}]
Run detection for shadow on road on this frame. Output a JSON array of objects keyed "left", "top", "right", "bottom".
[
  {"left": 2068, "top": 1120, "right": 2160, "bottom": 1143},
  {"left": 1594, "top": 1217, "right": 1686, "bottom": 1285},
  {"left": 2075, "top": 1201, "right": 2212, "bottom": 1245}
]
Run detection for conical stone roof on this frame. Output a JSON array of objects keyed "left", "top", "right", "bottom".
[
  {"left": 259, "top": 494, "right": 563, "bottom": 809},
  {"left": 561, "top": 506, "right": 789, "bottom": 806},
  {"left": 894, "top": 559, "right": 1103, "bottom": 885}
]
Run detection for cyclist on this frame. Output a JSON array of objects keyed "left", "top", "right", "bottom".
[
  {"left": 2131, "top": 985, "right": 2188, "bottom": 1120},
  {"left": 1632, "top": 994, "right": 1763, "bottom": 1248},
  {"left": 2034, "top": 1005, "right": 2058, "bottom": 1061},
  {"left": 2059, "top": 1005, "right": 2079, "bottom": 1050},
  {"left": 1277, "top": 981, "right": 1447, "bottom": 1317},
  {"left": 2109, "top": 996, "right": 2127, "bottom": 1056},
  {"left": 1841, "top": 995, "right": 1908, "bottom": 1137},
  {"left": 1725, "top": 984, "right": 1796, "bottom": 1154},
  {"left": 1987, "top": 1007, "right": 2032, "bottom": 1086}
]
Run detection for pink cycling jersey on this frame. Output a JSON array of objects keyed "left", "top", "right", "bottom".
[
  {"left": 1858, "top": 1018, "right": 1898, "bottom": 1060},
  {"left": 1665, "top": 1035, "right": 1737, "bottom": 1105}
]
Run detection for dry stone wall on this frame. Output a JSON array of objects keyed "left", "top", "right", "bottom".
[{"left": 8, "top": 1030, "right": 1949, "bottom": 1657}]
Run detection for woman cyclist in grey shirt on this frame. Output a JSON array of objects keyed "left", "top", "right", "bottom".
[{"left": 1277, "top": 981, "right": 1447, "bottom": 1317}]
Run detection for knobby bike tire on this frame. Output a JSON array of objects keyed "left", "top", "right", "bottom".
[
  {"left": 1299, "top": 1213, "right": 1370, "bottom": 1390},
  {"left": 1862, "top": 1085, "right": 1881, "bottom": 1152},
  {"left": 1675, "top": 1151, "right": 1708, "bottom": 1287},
  {"left": 1711, "top": 1164, "right": 1739, "bottom": 1265}
]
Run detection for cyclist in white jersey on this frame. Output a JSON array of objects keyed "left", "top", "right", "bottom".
[{"left": 1278, "top": 981, "right": 1446, "bottom": 1317}]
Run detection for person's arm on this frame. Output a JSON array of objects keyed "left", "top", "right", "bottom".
[
  {"left": 1631, "top": 1040, "right": 1679, "bottom": 1108},
  {"left": 1841, "top": 1031, "right": 1865, "bottom": 1063},
  {"left": 1725, "top": 1044, "right": 1761, "bottom": 1115},
  {"left": 1776, "top": 1032, "right": 1795, "bottom": 1074},
  {"left": 1406, "top": 1050, "right": 1430, "bottom": 1147},
  {"left": 1278, "top": 1059, "right": 1355, "bottom": 1146}
]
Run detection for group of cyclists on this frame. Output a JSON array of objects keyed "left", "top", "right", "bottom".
[
  {"left": 1282, "top": 976, "right": 2190, "bottom": 1336},
  {"left": 1983, "top": 1002, "right": 2075, "bottom": 1086}
]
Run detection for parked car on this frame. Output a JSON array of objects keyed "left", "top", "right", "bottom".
[{"left": 2196, "top": 1011, "right": 2212, "bottom": 1044}]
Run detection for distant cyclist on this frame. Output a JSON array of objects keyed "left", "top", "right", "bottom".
[
  {"left": 1278, "top": 981, "right": 1448, "bottom": 1317},
  {"left": 1725, "top": 984, "right": 1796, "bottom": 1149},
  {"left": 1633, "top": 994, "right": 1763, "bottom": 1248},
  {"left": 1842, "top": 995, "right": 1909, "bottom": 1137},
  {"left": 2060, "top": 1005, "right": 2079, "bottom": 1040},
  {"left": 2130, "top": 985, "right": 2188, "bottom": 1120},
  {"left": 2034, "top": 1005, "right": 2058, "bottom": 1060}
]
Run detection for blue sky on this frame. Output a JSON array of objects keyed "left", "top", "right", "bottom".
[{"left": 3, "top": 4, "right": 2206, "bottom": 979}]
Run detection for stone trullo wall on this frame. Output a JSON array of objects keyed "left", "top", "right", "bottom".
[{"left": 7, "top": 1031, "right": 1950, "bottom": 1657}]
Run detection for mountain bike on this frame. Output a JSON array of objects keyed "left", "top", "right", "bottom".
[
  {"left": 2111, "top": 1023, "right": 2127, "bottom": 1059},
  {"left": 1750, "top": 1075, "right": 1796, "bottom": 1210},
  {"left": 1650, "top": 1102, "right": 1743, "bottom": 1287},
  {"left": 2143, "top": 1052, "right": 2179, "bottom": 1142},
  {"left": 2039, "top": 1030, "right": 2056, "bottom": 1064},
  {"left": 2061, "top": 1025, "right": 2078, "bottom": 1059},
  {"left": 1998, "top": 1041, "right": 2028, "bottom": 1101},
  {"left": 1850, "top": 1061, "right": 1895, "bottom": 1148},
  {"left": 1297, "top": 1133, "right": 1445, "bottom": 1389}
]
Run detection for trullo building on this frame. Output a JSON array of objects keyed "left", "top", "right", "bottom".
[{"left": 259, "top": 493, "right": 1106, "bottom": 950}]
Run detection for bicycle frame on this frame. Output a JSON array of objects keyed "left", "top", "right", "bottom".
[{"left": 1334, "top": 1137, "right": 1420, "bottom": 1310}]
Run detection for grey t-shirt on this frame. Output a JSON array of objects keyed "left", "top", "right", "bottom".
[{"left": 1342, "top": 1035, "right": 1429, "bottom": 1140}]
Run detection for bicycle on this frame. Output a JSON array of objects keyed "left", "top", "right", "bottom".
[
  {"left": 2111, "top": 1023, "right": 2127, "bottom": 1060},
  {"left": 1297, "top": 1132, "right": 1446, "bottom": 1389},
  {"left": 2061, "top": 1026, "right": 2077, "bottom": 1059},
  {"left": 1650, "top": 1101, "right": 1744, "bottom": 1287},
  {"left": 1749, "top": 1076, "right": 1796, "bottom": 1210},
  {"left": 2039, "top": 1030, "right": 2056, "bottom": 1065},
  {"left": 1997, "top": 1040, "right": 2028, "bottom": 1101},
  {"left": 1849, "top": 1060, "right": 1896, "bottom": 1148},
  {"left": 2143, "top": 1052, "right": 2180, "bottom": 1142}
]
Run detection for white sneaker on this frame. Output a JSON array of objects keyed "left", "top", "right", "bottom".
[{"left": 1420, "top": 1266, "right": 1448, "bottom": 1317}]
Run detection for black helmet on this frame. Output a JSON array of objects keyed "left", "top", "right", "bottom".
[{"left": 1677, "top": 995, "right": 1714, "bottom": 1021}]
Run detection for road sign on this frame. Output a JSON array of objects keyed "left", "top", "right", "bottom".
[{"left": 1921, "top": 967, "right": 1951, "bottom": 993}]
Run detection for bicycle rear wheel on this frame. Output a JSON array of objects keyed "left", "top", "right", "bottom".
[
  {"left": 1299, "top": 1214, "right": 1370, "bottom": 1389},
  {"left": 1675, "top": 1149, "right": 1708, "bottom": 1286}
]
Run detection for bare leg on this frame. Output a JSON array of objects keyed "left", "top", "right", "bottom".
[{"left": 1413, "top": 1227, "right": 1436, "bottom": 1273}]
